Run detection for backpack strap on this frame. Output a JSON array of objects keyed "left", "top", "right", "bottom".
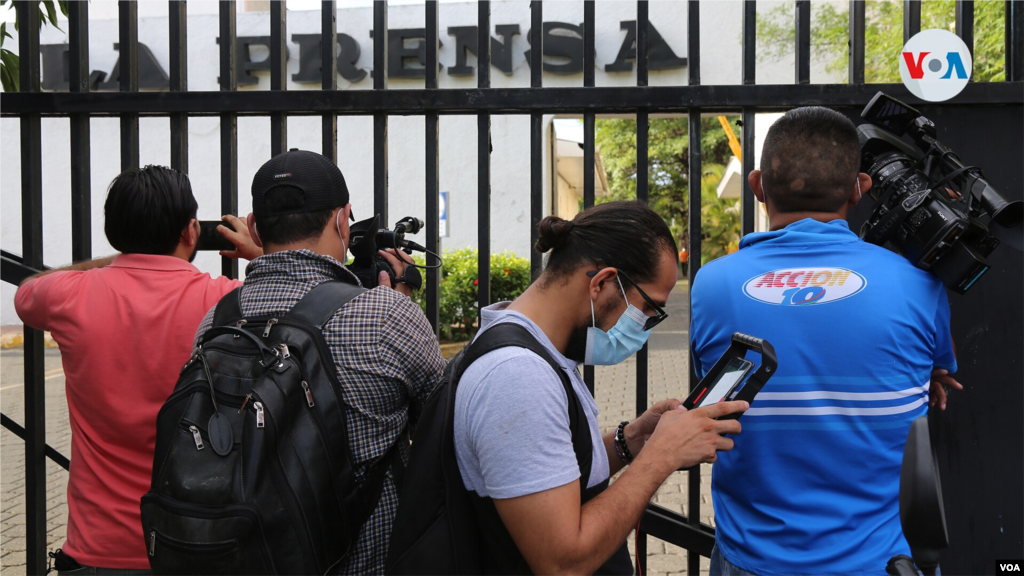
[
  {"left": 211, "top": 287, "right": 244, "bottom": 327},
  {"left": 455, "top": 322, "right": 592, "bottom": 488},
  {"left": 285, "top": 281, "right": 367, "bottom": 329}
]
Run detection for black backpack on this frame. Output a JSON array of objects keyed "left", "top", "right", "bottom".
[
  {"left": 142, "top": 281, "right": 395, "bottom": 575},
  {"left": 385, "top": 322, "right": 592, "bottom": 575}
]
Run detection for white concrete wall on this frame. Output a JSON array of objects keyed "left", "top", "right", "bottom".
[{"left": 1, "top": 0, "right": 840, "bottom": 325}]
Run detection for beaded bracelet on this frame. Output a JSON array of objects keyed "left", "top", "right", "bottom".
[{"left": 614, "top": 420, "right": 635, "bottom": 465}]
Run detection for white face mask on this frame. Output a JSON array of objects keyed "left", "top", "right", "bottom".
[{"left": 583, "top": 276, "right": 652, "bottom": 366}]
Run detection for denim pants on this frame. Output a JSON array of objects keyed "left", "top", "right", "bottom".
[
  {"left": 709, "top": 544, "right": 938, "bottom": 576},
  {"left": 710, "top": 545, "right": 759, "bottom": 576}
]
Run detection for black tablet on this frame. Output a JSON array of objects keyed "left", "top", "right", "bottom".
[{"left": 682, "top": 332, "right": 777, "bottom": 420}]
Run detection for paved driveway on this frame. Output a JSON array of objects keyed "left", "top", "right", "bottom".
[{"left": 1, "top": 280, "right": 711, "bottom": 575}]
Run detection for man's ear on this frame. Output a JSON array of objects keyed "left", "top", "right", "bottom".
[
  {"left": 182, "top": 218, "right": 198, "bottom": 247},
  {"left": 338, "top": 204, "right": 351, "bottom": 240},
  {"left": 588, "top": 266, "right": 618, "bottom": 302},
  {"left": 749, "top": 170, "right": 766, "bottom": 204},
  {"left": 247, "top": 213, "right": 263, "bottom": 248},
  {"left": 851, "top": 172, "right": 873, "bottom": 208}
]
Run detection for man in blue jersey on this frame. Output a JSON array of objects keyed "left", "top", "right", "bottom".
[{"left": 691, "top": 107, "right": 962, "bottom": 575}]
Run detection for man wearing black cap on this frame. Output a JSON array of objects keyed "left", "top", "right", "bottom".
[{"left": 192, "top": 150, "right": 445, "bottom": 574}]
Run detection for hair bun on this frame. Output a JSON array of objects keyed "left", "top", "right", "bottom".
[{"left": 535, "top": 216, "right": 575, "bottom": 253}]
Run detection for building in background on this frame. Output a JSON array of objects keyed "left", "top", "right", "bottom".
[{"left": 0, "top": 0, "right": 839, "bottom": 324}]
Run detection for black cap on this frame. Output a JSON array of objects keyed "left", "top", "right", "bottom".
[{"left": 251, "top": 149, "right": 352, "bottom": 220}]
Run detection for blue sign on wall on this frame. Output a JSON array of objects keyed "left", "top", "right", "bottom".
[{"left": 439, "top": 191, "right": 449, "bottom": 238}]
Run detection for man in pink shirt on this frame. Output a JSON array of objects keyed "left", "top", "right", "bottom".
[{"left": 15, "top": 165, "right": 260, "bottom": 573}]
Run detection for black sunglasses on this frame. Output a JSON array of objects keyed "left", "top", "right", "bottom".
[{"left": 586, "top": 268, "right": 668, "bottom": 331}]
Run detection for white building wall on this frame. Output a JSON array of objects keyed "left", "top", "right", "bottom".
[{"left": 1, "top": 0, "right": 840, "bottom": 325}]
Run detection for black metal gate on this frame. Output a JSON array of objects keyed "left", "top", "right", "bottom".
[{"left": 2, "top": 1, "right": 1021, "bottom": 574}]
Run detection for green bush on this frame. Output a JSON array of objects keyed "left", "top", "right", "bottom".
[{"left": 409, "top": 248, "right": 531, "bottom": 341}]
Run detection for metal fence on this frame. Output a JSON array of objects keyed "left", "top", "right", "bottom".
[{"left": 2, "top": 1, "right": 1022, "bottom": 574}]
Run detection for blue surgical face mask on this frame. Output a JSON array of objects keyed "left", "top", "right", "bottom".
[{"left": 584, "top": 276, "right": 652, "bottom": 366}]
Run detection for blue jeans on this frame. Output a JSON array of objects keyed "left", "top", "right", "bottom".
[
  {"left": 710, "top": 545, "right": 759, "bottom": 576},
  {"left": 709, "top": 544, "right": 939, "bottom": 576}
]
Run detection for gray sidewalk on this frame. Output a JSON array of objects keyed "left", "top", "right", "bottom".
[{"left": 0, "top": 280, "right": 709, "bottom": 575}]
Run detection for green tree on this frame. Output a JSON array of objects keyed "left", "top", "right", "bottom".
[
  {"left": 756, "top": 0, "right": 1005, "bottom": 83},
  {"left": 595, "top": 116, "right": 741, "bottom": 264},
  {"left": 0, "top": 0, "right": 69, "bottom": 92}
]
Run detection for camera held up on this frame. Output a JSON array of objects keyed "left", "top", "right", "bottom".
[
  {"left": 348, "top": 215, "right": 442, "bottom": 289},
  {"left": 857, "top": 92, "right": 1023, "bottom": 294}
]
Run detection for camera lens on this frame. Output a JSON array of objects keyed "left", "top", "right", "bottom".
[{"left": 865, "top": 152, "right": 915, "bottom": 200}]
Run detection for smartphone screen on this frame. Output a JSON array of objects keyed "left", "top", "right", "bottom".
[{"left": 697, "top": 358, "right": 754, "bottom": 407}]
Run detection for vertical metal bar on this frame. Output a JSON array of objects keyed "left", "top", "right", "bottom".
[
  {"left": 637, "top": 1, "right": 649, "bottom": 87},
  {"left": 530, "top": 1, "right": 543, "bottom": 278},
  {"left": 530, "top": 112, "right": 543, "bottom": 279},
  {"left": 322, "top": 0, "right": 338, "bottom": 162},
  {"left": 742, "top": 0, "right": 756, "bottom": 85},
  {"left": 374, "top": 0, "right": 389, "bottom": 224},
  {"left": 170, "top": 0, "right": 188, "bottom": 174},
  {"left": 425, "top": 113, "right": 439, "bottom": 334},
  {"left": 687, "top": 0, "right": 700, "bottom": 86},
  {"left": 477, "top": 1, "right": 491, "bottom": 320},
  {"left": 531, "top": 1, "right": 543, "bottom": 88},
  {"left": 584, "top": 0, "right": 595, "bottom": 87},
  {"left": 849, "top": 0, "right": 866, "bottom": 85},
  {"left": 686, "top": 109, "right": 703, "bottom": 576},
  {"left": 635, "top": 3, "right": 650, "bottom": 572},
  {"left": 582, "top": 111, "right": 595, "bottom": 395},
  {"left": 904, "top": 1, "right": 921, "bottom": 44},
  {"left": 119, "top": 0, "right": 139, "bottom": 170},
  {"left": 956, "top": 0, "right": 975, "bottom": 69},
  {"left": 220, "top": 1, "right": 239, "bottom": 279},
  {"left": 795, "top": 0, "right": 811, "bottom": 84},
  {"left": 69, "top": 1, "right": 92, "bottom": 262},
  {"left": 478, "top": 0, "right": 491, "bottom": 89},
  {"left": 741, "top": 110, "right": 755, "bottom": 235},
  {"left": 1010, "top": 0, "right": 1024, "bottom": 82},
  {"left": 425, "top": 0, "right": 440, "bottom": 334},
  {"left": 271, "top": 0, "right": 287, "bottom": 155},
  {"left": 17, "top": 3, "right": 46, "bottom": 573}
]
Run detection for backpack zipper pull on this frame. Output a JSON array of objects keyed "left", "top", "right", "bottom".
[
  {"left": 189, "top": 426, "right": 204, "bottom": 450},
  {"left": 149, "top": 530, "right": 156, "bottom": 556},
  {"left": 263, "top": 318, "right": 278, "bottom": 338},
  {"left": 301, "top": 381, "right": 315, "bottom": 407},
  {"left": 254, "top": 402, "right": 265, "bottom": 428},
  {"left": 233, "top": 319, "right": 247, "bottom": 338}
]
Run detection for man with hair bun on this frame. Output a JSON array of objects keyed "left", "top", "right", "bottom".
[
  {"left": 448, "top": 200, "right": 748, "bottom": 574},
  {"left": 690, "top": 106, "right": 960, "bottom": 575}
]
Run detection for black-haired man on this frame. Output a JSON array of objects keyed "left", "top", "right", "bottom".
[
  {"left": 192, "top": 149, "right": 444, "bottom": 574},
  {"left": 15, "top": 165, "right": 260, "bottom": 573},
  {"left": 690, "top": 107, "right": 961, "bottom": 575}
]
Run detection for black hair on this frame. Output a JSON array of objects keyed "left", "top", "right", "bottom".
[
  {"left": 760, "top": 106, "right": 861, "bottom": 213},
  {"left": 104, "top": 165, "right": 198, "bottom": 255},
  {"left": 535, "top": 200, "right": 678, "bottom": 285},
  {"left": 255, "top": 186, "right": 336, "bottom": 246}
]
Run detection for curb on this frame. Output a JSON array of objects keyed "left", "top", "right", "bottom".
[{"left": 0, "top": 331, "right": 59, "bottom": 350}]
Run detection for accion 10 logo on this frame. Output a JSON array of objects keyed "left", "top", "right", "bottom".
[
  {"left": 899, "top": 29, "right": 973, "bottom": 102},
  {"left": 743, "top": 268, "right": 867, "bottom": 306}
]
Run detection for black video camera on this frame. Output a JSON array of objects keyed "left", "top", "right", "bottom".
[
  {"left": 348, "top": 215, "right": 436, "bottom": 289},
  {"left": 857, "top": 92, "right": 1023, "bottom": 293}
]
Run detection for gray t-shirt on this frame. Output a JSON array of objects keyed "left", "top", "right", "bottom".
[{"left": 454, "top": 303, "right": 609, "bottom": 499}]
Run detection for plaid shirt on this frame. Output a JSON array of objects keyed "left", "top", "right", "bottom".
[{"left": 193, "top": 249, "right": 444, "bottom": 574}]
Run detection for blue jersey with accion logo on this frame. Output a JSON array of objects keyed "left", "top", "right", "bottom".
[{"left": 691, "top": 218, "right": 956, "bottom": 576}]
